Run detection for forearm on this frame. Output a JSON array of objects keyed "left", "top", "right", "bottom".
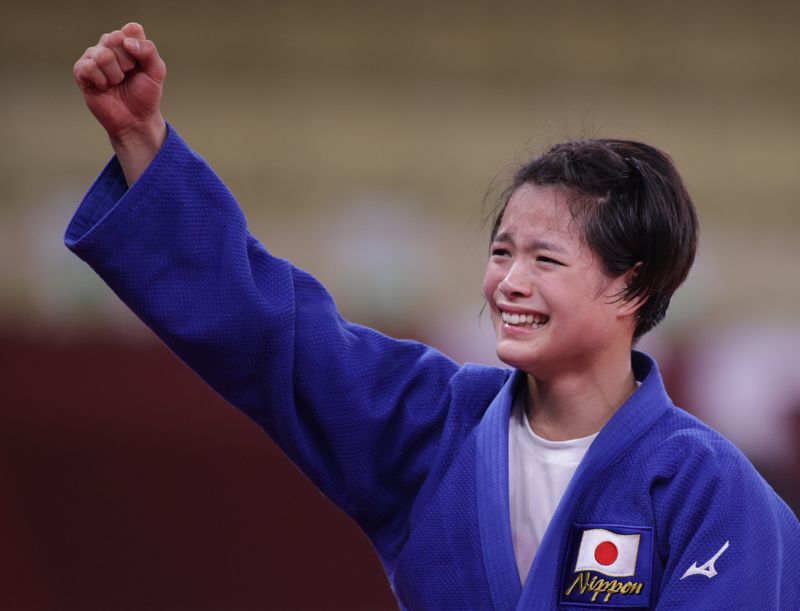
[
  {"left": 66, "top": 125, "right": 473, "bottom": 553},
  {"left": 109, "top": 113, "right": 167, "bottom": 186}
]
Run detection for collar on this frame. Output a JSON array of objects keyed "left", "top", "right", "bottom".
[{"left": 476, "top": 351, "right": 672, "bottom": 610}]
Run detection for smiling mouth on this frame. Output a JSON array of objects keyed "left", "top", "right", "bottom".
[{"left": 500, "top": 310, "right": 548, "bottom": 328}]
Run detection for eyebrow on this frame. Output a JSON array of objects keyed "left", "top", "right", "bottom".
[{"left": 492, "top": 232, "right": 568, "bottom": 254}]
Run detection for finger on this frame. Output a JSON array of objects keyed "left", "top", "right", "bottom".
[
  {"left": 121, "top": 22, "right": 147, "bottom": 40},
  {"left": 122, "top": 37, "right": 166, "bottom": 83},
  {"left": 88, "top": 45, "right": 126, "bottom": 86},
  {"left": 102, "top": 29, "right": 137, "bottom": 72},
  {"left": 74, "top": 57, "right": 109, "bottom": 91}
]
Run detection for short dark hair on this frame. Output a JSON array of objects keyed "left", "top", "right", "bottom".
[{"left": 489, "top": 139, "right": 699, "bottom": 340}]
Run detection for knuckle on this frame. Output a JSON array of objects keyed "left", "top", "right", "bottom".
[
  {"left": 88, "top": 58, "right": 104, "bottom": 75},
  {"left": 74, "top": 61, "right": 90, "bottom": 81},
  {"left": 90, "top": 46, "right": 114, "bottom": 64},
  {"left": 107, "top": 30, "right": 125, "bottom": 45}
]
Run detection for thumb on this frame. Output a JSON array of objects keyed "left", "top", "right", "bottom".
[{"left": 123, "top": 37, "right": 166, "bottom": 83}]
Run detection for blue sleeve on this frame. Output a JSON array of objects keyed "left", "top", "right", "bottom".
[
  {"left": 64, "top": 125, "right": 463, "bottom": 548},
  {"left": 650, "top": 428, "right": 800, "bottom": 609}
]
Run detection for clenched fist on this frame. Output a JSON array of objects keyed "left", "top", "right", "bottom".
[{"left": 74, "top": 23, "right": 167, "bottom": 185}]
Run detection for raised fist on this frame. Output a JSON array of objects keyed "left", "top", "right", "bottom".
[
  {"left": 74, "top": 22, "right": 166, "bottom": 140},
  {"left": 74, "top": 23, "right": 167, "bottom": 184}
]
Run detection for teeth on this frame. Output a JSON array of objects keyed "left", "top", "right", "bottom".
[{"left": 500, "top": 310, "right": 547, "bottom": 327}]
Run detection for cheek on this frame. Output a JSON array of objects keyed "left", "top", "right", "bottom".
[{"left": 482, "top": 266, "right": 499, "bottom": 302}]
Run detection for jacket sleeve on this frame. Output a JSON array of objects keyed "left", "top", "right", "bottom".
[
  {"left": 650, "top": 428, "right": 800, "bottom": 609},
  {"left": 64, "top": 125, "right": 463, "bottom": 545}
]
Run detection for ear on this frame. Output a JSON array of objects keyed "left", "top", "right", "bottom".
[{"left": 613, "top": 262, "right": 647, "bottom": 318}]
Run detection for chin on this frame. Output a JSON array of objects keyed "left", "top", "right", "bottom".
[{"left": 494, "top": 341, "right": 540, "bottom": 373}]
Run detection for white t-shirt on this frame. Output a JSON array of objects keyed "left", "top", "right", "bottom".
[{"left": 508, "top": 389, "right": 597, "bottom": 584}]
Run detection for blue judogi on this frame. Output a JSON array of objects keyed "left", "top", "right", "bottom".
[{"left": 66, "top": 125, "right": 800, "bottom": 609}]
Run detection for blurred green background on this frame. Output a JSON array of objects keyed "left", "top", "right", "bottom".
[{"left": 1, "top": 1, "right": 798, "bottom": 608}]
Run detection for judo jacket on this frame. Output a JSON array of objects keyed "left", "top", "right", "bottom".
[{"left": 66, "top": 125, "right": 800, "bottom": 610}]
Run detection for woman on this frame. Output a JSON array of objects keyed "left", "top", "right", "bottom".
[{"left": 69, "top": 22, "right": 799, "bottom": 609}]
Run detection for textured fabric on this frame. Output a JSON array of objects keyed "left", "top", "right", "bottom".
[{"left": 66, "top": 125, "right": 800, "bottom": 609}]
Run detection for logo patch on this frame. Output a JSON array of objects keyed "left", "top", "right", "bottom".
[
  {"left": 680, "top": 540, "right": 730, "bottom": 580},
  {"left": 560, "top": 523, "right": 653, "bottom": 608}
]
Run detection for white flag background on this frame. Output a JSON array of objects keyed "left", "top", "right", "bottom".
[{"left": 574, "top": 529, "right": 641, "bottom": 577}]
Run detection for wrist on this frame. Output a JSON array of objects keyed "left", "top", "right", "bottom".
[
  {"left": 108, "top": 114, "right": 167, "bottom": 157},
  {"left": 108, "top": 114, "right": 167, "bottom": 187}
]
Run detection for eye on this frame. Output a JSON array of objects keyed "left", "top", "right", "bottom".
[
  {"left": 537, "top": 256, "right": 563, "bottom": 266},
  {"left": 491, "top": 247, "right": 510, "bottom": 258}
]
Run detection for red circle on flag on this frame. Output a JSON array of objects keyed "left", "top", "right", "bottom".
[{"left": 594, "top": 541, "right": 618, "bottom": 566}]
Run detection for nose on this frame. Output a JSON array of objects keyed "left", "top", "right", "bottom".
[{"left": 498, "top": 261, "right": 533, "bottom": 299}]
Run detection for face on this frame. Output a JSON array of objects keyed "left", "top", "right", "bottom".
[{"left": 482, "top": 184, "right": 635, "bottom": 379}]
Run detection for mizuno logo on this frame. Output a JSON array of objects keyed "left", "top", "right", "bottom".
[{"left": 680, "top": 540, "right": 730, "bottom": 580}]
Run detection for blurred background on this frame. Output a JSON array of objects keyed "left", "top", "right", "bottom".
[{"left": 1, "top": 1, "right": 799, "bottom": 608}]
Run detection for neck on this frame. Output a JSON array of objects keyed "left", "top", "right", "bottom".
[{"left": 525, "top": 348, "right": 637, "bottom": 441}]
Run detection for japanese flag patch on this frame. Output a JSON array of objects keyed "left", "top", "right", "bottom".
[{"left": 560, "top": 523, "right": 653, "bottom": 608}]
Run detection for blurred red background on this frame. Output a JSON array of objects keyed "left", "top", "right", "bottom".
[{"left": 1, "top": 328, "right": 397, "bottom": 610}]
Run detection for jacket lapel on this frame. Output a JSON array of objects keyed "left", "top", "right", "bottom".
[
  {"left": 476, "top": 369, "right": 525, "bottom": 611},
  {"left": 517, "top": 351, "right": 672, "bottom": 609},
  {"left": 476, "top": 352, "right": 672, "bottom": 610}
]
